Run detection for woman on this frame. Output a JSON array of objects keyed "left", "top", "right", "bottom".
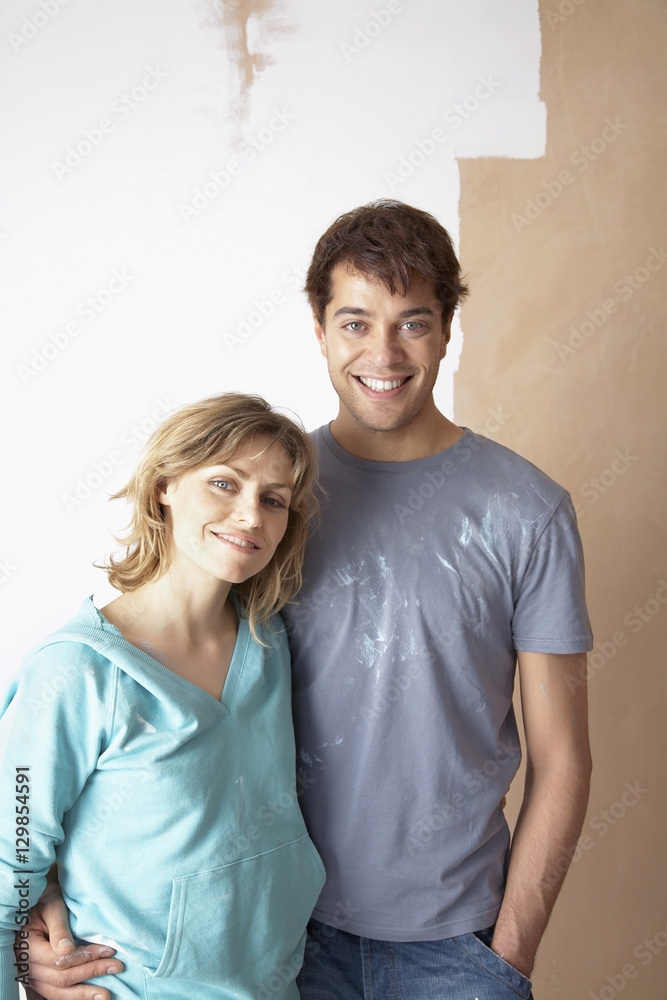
[{"left": 0, "top": 393, "right": 325, "bottom": 1000}]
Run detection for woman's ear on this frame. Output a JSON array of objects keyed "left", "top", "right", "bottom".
[{"left": 157, "top": 480, "right": 173, "bottom": 506}]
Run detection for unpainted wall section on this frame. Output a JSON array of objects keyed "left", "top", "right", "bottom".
[{"left": 456, "top": 2, "right": 667, "bottom": 996}]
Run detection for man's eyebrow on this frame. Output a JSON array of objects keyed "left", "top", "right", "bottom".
[
  {"left": 332, "top": 306, "right": 436, "bottom": 319},
  {"left": 396, "top": 307, "right": 437, "bottom": 319},
  {"left": 332, "top": 306, "right": 372, "bottom": 318}
]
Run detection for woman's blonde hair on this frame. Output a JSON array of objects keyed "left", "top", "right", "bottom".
[{"left": 101, "top": 393, "right": 317, "bottom": 640}]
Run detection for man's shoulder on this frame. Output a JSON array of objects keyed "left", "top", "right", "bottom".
[
  {"left": 458, "top": 430, "right": 568, "bottom": 505},
  {"left": 308, "top": 423, "right": 570, "bottom": 516},
  {"left": 309, "top": 424, "right": 329, "bottom": 448}
]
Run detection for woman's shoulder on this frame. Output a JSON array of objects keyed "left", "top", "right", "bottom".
[
  {"left": 245, "top": 608, "right": 291, "bottom": 665},
  {"left": 7, "top": 597, "right": 121, "bottom": 701}
]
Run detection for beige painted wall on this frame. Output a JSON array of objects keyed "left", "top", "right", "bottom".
[{"left": 456, "top": 1, "right": 667, "bottom": 995}]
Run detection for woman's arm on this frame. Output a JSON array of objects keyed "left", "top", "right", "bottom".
[{"left": 0, "top": 642, "right": 113, "bottom": 999}]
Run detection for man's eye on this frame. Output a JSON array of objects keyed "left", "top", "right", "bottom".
[
  {"left": 345, "top": 321, "right": 365, "bottom": 332},
  {"left": 401, "top": 321, "right": 424, "bottom": 332}
]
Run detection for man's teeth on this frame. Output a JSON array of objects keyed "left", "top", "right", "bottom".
[
  {"left": 359, "top": 376, "right": 408, "bottom": 392},
  {"left": 220, "top": 534, "right": 256, "bottom": 549}
]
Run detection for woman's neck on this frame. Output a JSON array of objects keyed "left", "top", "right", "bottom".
[{"left": 100, "top": 570, "right": 239, "bottom": 700}]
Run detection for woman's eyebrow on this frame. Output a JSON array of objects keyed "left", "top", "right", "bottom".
[{"left": 210, "top": 463, "right": 292, "bottom": 491}]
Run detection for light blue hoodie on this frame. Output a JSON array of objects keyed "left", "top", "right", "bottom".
[{"left": 0, "top": 597, "right": 324, "bottom": 999}]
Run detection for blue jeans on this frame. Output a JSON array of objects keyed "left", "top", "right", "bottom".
[{"left": 297, "top": 920, "right": 534, "bottom": 999}]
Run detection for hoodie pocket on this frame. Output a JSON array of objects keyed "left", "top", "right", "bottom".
[{"left": 143, "top": 834, "right": 324, "bottom": 998}]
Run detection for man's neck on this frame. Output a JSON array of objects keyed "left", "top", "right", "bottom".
[{"left": 329, "top": 410, "right": 465, "bottom": 463}]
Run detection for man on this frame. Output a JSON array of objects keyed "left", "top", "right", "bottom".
[{"left": 24, "top": 201, "right": 592, "bottom": 999}]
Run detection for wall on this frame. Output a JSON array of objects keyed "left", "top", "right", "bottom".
[
  {"left": 456, "top": 1, "right": 667, "bottom": 995},
  {"left": 2, "top": 1, "right": 663, "bottom": 996},
  {"left": 1, "top": 0, "right": 545, "bottom": 671}
]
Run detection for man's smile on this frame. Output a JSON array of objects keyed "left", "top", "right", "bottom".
[{"left": 355, "top": 375, "right": 412, "bottom": 393}]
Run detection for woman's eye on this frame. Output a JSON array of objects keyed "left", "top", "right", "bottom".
[
  {"left": 263, "top": 496, "right": 287, "bottom": 509},
  {"left": 212, "top": 479, "right": 232, "bottom": 490}
]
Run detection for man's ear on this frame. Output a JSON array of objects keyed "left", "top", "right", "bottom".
[
  {"left": 314, "top": 313, "right": 328, "bottom": 358},
  {"left": 440, "top": 312, "right": 454, "bottom": 358}
]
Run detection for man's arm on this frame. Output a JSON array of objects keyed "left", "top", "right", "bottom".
[
  {"left": 490, "top": 651, "right": 592, "bottom": 978},
  {"left": 18, "top": 869, "right": 122, "bottom": 1000}
]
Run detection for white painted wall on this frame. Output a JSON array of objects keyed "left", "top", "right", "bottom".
[{"left": 1, "top": 0, "right": 544, "bottom": 680}]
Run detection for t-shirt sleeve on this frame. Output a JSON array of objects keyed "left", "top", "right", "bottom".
[
  {"left": 512, "top": 493, "right": 594, "bottom": 653},
  {"left": 0, "top": 643, "right": 112, "bottom": 999}
]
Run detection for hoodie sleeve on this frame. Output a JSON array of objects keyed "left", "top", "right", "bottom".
[{"left": 0, "top": 640, "right": 115, "bottom": 999}]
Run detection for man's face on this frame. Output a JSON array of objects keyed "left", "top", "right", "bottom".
[{"left": 314, "top": 264, "right": 452, "bottom": 435}]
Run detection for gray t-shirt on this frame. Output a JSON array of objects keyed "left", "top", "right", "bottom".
[{"left": 283, "top": 425, "right": 593, "bottom": 942}]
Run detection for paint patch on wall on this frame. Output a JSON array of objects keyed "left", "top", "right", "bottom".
[{"left": 199, "top": 0, "right": 296, "bottom": 127}]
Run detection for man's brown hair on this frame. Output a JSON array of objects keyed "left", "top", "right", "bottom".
[{"left": 305, "top": 200, "right": 468, "bottom": 324}]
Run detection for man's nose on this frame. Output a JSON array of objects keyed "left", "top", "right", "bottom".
[{"left": 369, "top": 327, "right": 406, "bottom": 367}]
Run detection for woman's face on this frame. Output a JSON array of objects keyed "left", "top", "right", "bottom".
[{"left": 158, "top": 436, "right": 294, "bottom": 586}]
